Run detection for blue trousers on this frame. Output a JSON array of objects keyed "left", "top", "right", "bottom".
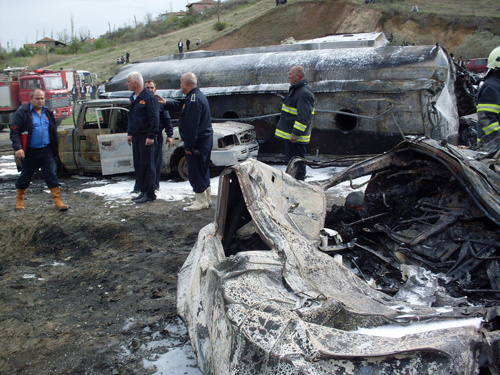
[
  {"left": 186, "top": 135, "right": 212, "bottom": 193},
  {"left": 132, "top": 134, "right": 156, "bottom": 199},
  {"left": 16, "top": 145, "right": 59, "bottom": 189},
  {"left": 154, "top": 132, "right": 164, "bottom": 191},
  {"left": 285, "top": 141, "right": 307, "bottom": 181}
]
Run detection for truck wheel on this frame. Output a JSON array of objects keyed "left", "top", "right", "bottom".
[
  {"left": 56, "top": 118, "right": 64, "bottom": 126},
  {"left": 177, "top": 156, "right": 189, "bottom": 181}
]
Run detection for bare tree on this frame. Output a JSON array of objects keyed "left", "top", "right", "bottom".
[
  {"left": 71, "top": 15, "right": 75, "bottom": 39},
  {"left": 56, "top": 29, "right": 71, "bottom": 45}
]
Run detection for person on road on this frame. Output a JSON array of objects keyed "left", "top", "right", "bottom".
[
  {"left": 159, "top": 72, "right": 213, "bottom": 211},
  {"left": 144, "top": 80, "right": 173, "bottom": 192},
  {"left": 126, "top": 71, "right": 159, "bottom": 204},
  {"left": 10, "top": 89, "right": 68, "bottom": 210},
  {"left": 71, "top": 84, "right": 78, "bottom": 103},
  {"left": 476, "top": 46, "right": 500, "bottom": 145},
  {"left": 274, "top": 65, "right": 315, "bottom": 181}
]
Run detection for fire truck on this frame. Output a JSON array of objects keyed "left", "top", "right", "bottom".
[{"left": 0, "top": 67, "right": 72, "bottom": 129}]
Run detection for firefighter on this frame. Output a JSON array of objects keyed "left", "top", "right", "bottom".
[
  {"left": 144, "top": 80, "right": 173, "bottom": 192},
  {"left": 275, "top": 65, "right": 315, "bottom": 180},
  {"left": 476, "top": 46, "right": 500, "bottom": 144},
  {"left": 10, "top": 89, "right": 68, "bottom": 210},
  {"left": 126, "top": 71, "right": 159, "bottom": 204},
  {"left": 159, "top": 72, "right": 213, "bottom": 211}
]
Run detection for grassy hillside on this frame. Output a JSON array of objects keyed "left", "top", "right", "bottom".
[{"left": 25, "top": 0, "right": 500, "bottom": 84}]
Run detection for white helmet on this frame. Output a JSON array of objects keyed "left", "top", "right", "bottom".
[{"left": 487, "top": 46, "right": 500, "bottom": 70}]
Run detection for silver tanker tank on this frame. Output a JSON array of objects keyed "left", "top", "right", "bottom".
[{"left": 104, "top": 32, "right": 458, "bottom": 155}]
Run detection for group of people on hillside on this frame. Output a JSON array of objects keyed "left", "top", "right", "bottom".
[
  {"left": 177, "top": 38, "right": 201, "bottom": 53},
  {"left": 8, "top": 44, "right": 500, "bottom": 211},
  {"left": 117, "top": 52, "right": 131, "bottom": 65}
]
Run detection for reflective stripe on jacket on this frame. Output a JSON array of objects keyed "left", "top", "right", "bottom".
[
  {"left": 275, "top": 79, "right": 315, "bottom": 144},
  {"left": 476, "top": 71, "right": 500, "bottom": 143}
]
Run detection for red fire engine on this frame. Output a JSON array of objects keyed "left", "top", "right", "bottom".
[{"left": 0, "top": 67, "right": 72, "bottom": 129}]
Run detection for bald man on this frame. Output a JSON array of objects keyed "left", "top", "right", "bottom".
[{"left": 275, "top": 65, "right": 315, "bottom": 180}]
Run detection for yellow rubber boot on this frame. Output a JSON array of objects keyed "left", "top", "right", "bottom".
[
  {"left": 16, "top": 188, "right": 26, "bottom": 210},
  {"left": 49, "top": 187, "right": 69, "bottom": 211}
]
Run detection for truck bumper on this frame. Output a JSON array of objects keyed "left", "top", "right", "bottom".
[{"left": 52, "top": 107, "right": 72, "bottom": 119}]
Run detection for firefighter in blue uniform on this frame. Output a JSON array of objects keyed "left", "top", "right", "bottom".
[
  {"left": 144, "top": 80, "right": 173, "bottom": 192},
  {"left": 275, "top": 65, "right": 315, "bottom": 180},
  {"left": 126, "top": 71, "right": 159, "bottom": 204},
  {"left": 476, "top": 46, "right": 500, "bottom": 145},
  {"left": 160, "top": 72, "right": 213, "bottom": 211}
]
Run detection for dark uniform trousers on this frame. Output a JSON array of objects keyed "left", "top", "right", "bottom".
[
  {"left": 285, "top": 142, "right": 307, "bottom": 181},
  {"left": 16, "top": 145, "right": 59, "bottom": 190},
  {"left": 186, "top": 135, "right": 213, "bottom": 193},
  {"left": 132, "top": 134, "right": 156, "bottom": 198},
  {"left": 154, "top": 131, "right": 164, "bottom": 191}
]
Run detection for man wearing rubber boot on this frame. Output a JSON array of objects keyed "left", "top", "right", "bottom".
[
  {"left": 160, "top": 72, "right": 213, "bottom": 211},
  {"left": 10, "top": 89, "right": 68, "bottom": 211}
]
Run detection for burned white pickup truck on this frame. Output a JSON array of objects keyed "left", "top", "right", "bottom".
[{"left": 57, "top": 98, "right": 259, "bottom": 179}]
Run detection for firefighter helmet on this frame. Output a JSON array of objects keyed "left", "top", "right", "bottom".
[{"left": 487, "top": 46, "right": 500, "bottom": 70}]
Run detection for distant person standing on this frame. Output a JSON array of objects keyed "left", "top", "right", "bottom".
[
  {"left": 91, "top": 83, "right": 97, "bottom": 99},
  {"left": 160, "top": 72, "right": 213, "bottom": 211},
  {"left": 476, "top": 46, "right": 500, "bottom": 144},
  {"left": 196, "top": 38, "right": 201, "bottom": 47},
  {"left": 10, "top": 89, "right": 68, "bottom": 210},
  {"left": 126, "top": 72, "right": 159, "bottom": 204},
  {"left": 178, "top": 40, "right": 183, "bottom": 53},
  {"left": 71, "top": 84, "right": 78, "bottom": 103},
  {"left": 186, "top": 39, "right": 191, "bottom": 51},
  {"left": 144, "top": 80, "right": 173, "bottom": 192},
  {"left": 275, "top": 65, "right": 315, "bottom": 181},
  {"left": 126, "top": 52, "right": 130, "bottom": 63},
  {"left": 80, "top": 84, "right": 86, "bottom": 100}
]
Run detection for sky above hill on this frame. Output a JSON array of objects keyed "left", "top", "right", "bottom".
[{"left": 0, "top": 0, "right": 189, "bottom": 51}]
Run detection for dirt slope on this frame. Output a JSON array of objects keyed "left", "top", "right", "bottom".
[{"left": 207, "top": 0, "right": 383, "bottom": 50}]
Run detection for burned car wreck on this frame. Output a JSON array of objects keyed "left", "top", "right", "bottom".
[{"left": 177, "top": 138, "right": 500, "bottom": 374}]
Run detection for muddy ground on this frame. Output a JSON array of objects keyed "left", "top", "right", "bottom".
[{"left": 0, "top": 129, "right": 213, "bottom": 374}]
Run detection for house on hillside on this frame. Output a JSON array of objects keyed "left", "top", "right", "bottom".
[
  {"left": 22, "top": 43, "right": 47, "bottom": 53},
  {"left": 160, "top": 11, "right": 187, "bottom": 20},
  {"left": 35, "top": 37, "right": 67, "bottom": 49},
  {"left": 186, "top": 0, "right": 217, "bottom": 14}
]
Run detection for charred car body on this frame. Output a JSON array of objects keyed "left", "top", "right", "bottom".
[
  {"left": 104, "top": 32, "right": 461, "bottom": 155},
  {"left": 177, "top": 138, "right": 499, "bottom": 374},
  {"left": 57, "top": 98, "right": 258, "bottom": 179}
]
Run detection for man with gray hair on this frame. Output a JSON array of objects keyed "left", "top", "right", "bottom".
[
  {"left": 126, "top": 71, "right": 159, "bottom": 204},
  {"left": 160, "top": 72, "right": 213, "bottom": 211}
]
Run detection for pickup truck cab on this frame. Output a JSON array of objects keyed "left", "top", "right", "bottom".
[{"left": 57, "top": 98, "right": 259, "bottom": 180}]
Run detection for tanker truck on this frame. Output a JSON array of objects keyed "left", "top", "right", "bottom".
[{"left": 103, "top": 32, "right": 460, "bottom": 156}]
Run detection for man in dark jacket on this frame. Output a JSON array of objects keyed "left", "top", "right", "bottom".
[
  {"left": 160, "top": 72, "right": 213, "bottom": 211},
  {"left": 476, "top": 46, "right": 500, "bottom": 144},
  {"left": 10, "top": 89, "right": 68, "bottom": 210},
  {"left": 144, "top": 80, "right": 173, "bottom": 192},
  {"left": 275, "top": 65, "right": 315, "bottom": 180},
  {"left": 126, "top": 71, "right": 159, "bottom": 204}
]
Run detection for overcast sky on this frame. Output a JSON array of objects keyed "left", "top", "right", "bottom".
[{"left": 0, "top": 0, "right": 189, "bottom": 50}]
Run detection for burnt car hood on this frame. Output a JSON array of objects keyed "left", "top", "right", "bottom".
[{"left": 177, "top": 138, "right": 500, "bottom": 374}]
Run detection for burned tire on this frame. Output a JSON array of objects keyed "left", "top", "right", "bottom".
[{"left": 177, "top": 156, "right": 189, "bottom": 181}]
